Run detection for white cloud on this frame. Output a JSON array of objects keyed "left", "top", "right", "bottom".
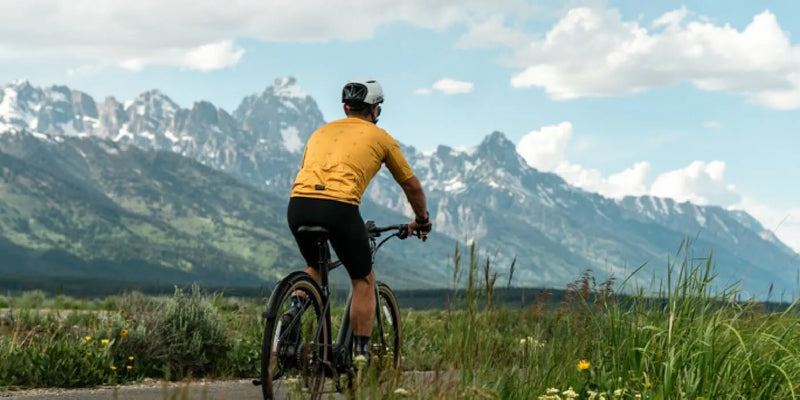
[
  {"left": 651, "top": 6, "right": 689, "bottom": 29},
  {"left": 413, "top": 88, "right": 432, "bottom": 95},
  {"left": 500, "top": 7, "right": 800, "bottom": 109},
  {"left": 0, "top": 0, "right": 532, "bottom": 71},
  {"left": 517, "top": 122, "right": 651, "bottom": 198},
  {"left": 516, "top": 122, "right": 799, "bottom": 252},
  {"left": 432, "top": 79, "right": 475, "bottom": 95},
  {"left": 649, "top": 161, "right": 741, "bottom": 206},
  {"left": 115, "top": 40, "right": 245, "bottom": 71},
  {"left": 456, "top": 14, "right": 533, "bottom": 49},
  {"left": 607, "top": 162, "right": 651, "bottom": 197},
  {"left": 182, "top": 41, "right": 246, "bottom": 71},
  {"left": 516, "top": 121, "right": 572, "bottom": 170}
]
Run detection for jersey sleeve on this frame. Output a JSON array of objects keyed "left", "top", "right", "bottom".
[{"left": 382, "top": 133, "right": 416, "bottom": 183}]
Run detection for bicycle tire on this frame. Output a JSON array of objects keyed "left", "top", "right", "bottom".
[
  {"left": 372, "top": 282, "right": 402, "bottom": 370},
  {"left": 261, "top": 272, "right": 329, "bottom": 400}
]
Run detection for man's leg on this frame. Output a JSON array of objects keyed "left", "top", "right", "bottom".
[
  {"left": 350, "top": 271, "right": 375, "bottom": 358},
  {"left": 288, "top": 266, "right": 321, "bottom": 303},
  {"left": 304, "top": 265, "right": 321, "bottom": 283}
]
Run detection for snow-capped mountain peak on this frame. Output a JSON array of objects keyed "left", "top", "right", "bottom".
[
  {"left": 125, "top": 89, "right": 179, "bottom": 117},
  {"left": 0, "top": 81, "right": 41, "bottom": 131},
  {"left": 232, "top": 77, "right": 325, "bottom": 152},
  {"left": 270, "top": 76, "right": 308, "bottom": 99}
]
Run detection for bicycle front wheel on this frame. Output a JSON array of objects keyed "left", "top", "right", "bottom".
[
  {"left": 261, "top": 272, "right": 329, "bottom": 400},
  {"left": 371, "top": 282, "right": 402, "bottom": 370}
]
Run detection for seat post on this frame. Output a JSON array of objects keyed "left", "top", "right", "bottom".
[
  {"left": 317, "top": 236, "right": 329, "bottom": 297},
  {"left": 298, "top": 225, "right": 331, "bottom": 297}
]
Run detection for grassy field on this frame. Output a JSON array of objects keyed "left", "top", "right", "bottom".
[{"left": 1, "top": 244, "right": 799, "bottom": 399}]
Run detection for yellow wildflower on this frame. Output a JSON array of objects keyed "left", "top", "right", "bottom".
[
  {"left": 110, "top": 365, "right": 117, "bottom": 371},
  {"left": 577, "top": 360, "right": 590, "bottom": 371},
  {"left": 101, "top": 339, "right": 109, "bottom": 344},
  {"left": 128, "top": 356, "right": 135, "bottom": 361},
  {"left": 120, "top": 328, "right": 129, "bottom": 337},
  {"left": 84, "top": 336, "right": 91, "bottom": 341},
  {"left": 126, "top": 365, "right": 133, "bottom": 371},
  {"left": 644, "top": 381, "right": 652, "bottom": 389}
]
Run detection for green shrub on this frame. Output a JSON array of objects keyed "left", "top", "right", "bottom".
[
  {"left": 155, "top": 285, "right": 229, "bottom": 380},
  {"left": 52, "top": 295, "right": 83, "bottom": 310},
  {"left": 16, "top": 290, "right": 46, "bottom": 309}
]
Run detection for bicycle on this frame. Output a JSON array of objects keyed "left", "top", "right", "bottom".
[{"left": 255, "top": 220, "right": 418, "bottom": 399}]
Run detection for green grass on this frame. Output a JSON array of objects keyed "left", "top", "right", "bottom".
[{"left": 1, "top": 243, "right": 799, "bottom": 399}]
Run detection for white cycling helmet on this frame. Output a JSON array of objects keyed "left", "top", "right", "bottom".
[{"left": 342, "top": 78, "right": 384, "bottom": 105}]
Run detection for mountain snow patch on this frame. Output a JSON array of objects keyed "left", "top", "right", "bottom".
[
  {"left": 0, "top": 87, "right": 38, "bottom": 129},
  {"left": 281, "top": 126, "right": 303, "bottom": 153},
  {"left": 113, "top": 128, "right": 133, "bottom": 142},
  {"left": 164, "top": 130, "right": 179, "bottom": 143},
  {"left": 281, "top": 100, "right": 299, "bottom": 112},
  {"left": 47, "top": 90, "right": 67, "bottom": 103},
  {"left": 32, "top": 132, "right": 50, "bottom": 141},
  {"left": 444, "top": 177, "right": 466, "bottom": 193},
  {"left": 274, "top": 77, "right": 308, "bottom": 99},
  {"left": 60, "top": 121, "right": 78, "bottom": 136}
]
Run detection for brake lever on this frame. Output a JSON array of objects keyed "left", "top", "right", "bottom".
[
  {"left": 398, "top": 227, "right": 409, "bottom": 240},
  {"left": 410, "top": 227, "right": 428, "bottom": 242}
]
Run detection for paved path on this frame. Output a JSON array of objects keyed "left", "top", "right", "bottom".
[
  {"left": 0, "top": 372, "right": 452, "bottom": 400},
  {"left": 0, "top": 379, "right": 295, "bottom": 400}
]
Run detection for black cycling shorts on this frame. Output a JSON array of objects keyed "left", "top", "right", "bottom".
[{"left": 287, "top": 197, "right": 372, "bottom": 280}]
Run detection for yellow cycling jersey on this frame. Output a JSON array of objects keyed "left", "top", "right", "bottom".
[{"left": 290, "top": 117, "right": 415, "bottom": 205}]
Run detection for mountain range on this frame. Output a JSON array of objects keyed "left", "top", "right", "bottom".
[{"left": 1, "top": 78, "right": 797, "bottom": 296}]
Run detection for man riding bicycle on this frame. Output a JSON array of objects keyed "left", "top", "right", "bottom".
[{"left": 286, "top": 78, "right": 432, "bottom": 360}]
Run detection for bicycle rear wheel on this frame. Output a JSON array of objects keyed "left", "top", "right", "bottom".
[
  {"left": 371, "top": 282, "right": 402, "bottom": 370},
  {"left": 261, "top": 272, "right": 329, "bottom": 400}
]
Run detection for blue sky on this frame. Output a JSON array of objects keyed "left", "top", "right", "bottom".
[{"left": 1, "top": 0, "right": 799, "bottom": 251}]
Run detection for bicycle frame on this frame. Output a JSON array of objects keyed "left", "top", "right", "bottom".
[{"left": 310, "top": 223, "right": 404, "bottom": 376}]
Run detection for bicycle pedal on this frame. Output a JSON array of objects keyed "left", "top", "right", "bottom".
[{"left": 252, "top": 379, "right": 261, "bottom": 386}]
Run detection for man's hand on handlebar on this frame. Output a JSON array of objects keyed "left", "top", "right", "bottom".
[{"left": 408, "top": 211, "right": 432, "bottom": 241}]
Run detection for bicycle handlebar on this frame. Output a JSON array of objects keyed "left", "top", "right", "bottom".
[{"left": 365, "top": 220, "right": 427, "bottom": 241}]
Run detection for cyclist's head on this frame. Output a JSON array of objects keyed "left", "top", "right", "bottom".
[{"left": 342, "top": 78, "right": 383, "bottom": 124}]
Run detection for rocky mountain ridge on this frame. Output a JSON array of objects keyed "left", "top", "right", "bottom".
[{"left": 1, "top": 78, "right": 797, "bottom": 295}]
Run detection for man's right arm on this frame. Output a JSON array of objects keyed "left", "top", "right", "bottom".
[
  {"left": 382, "top": 132, "right": 432, "bottom": 237},
  {"left": 399, "top": 176, "right": 428, "bottom": 220}
]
